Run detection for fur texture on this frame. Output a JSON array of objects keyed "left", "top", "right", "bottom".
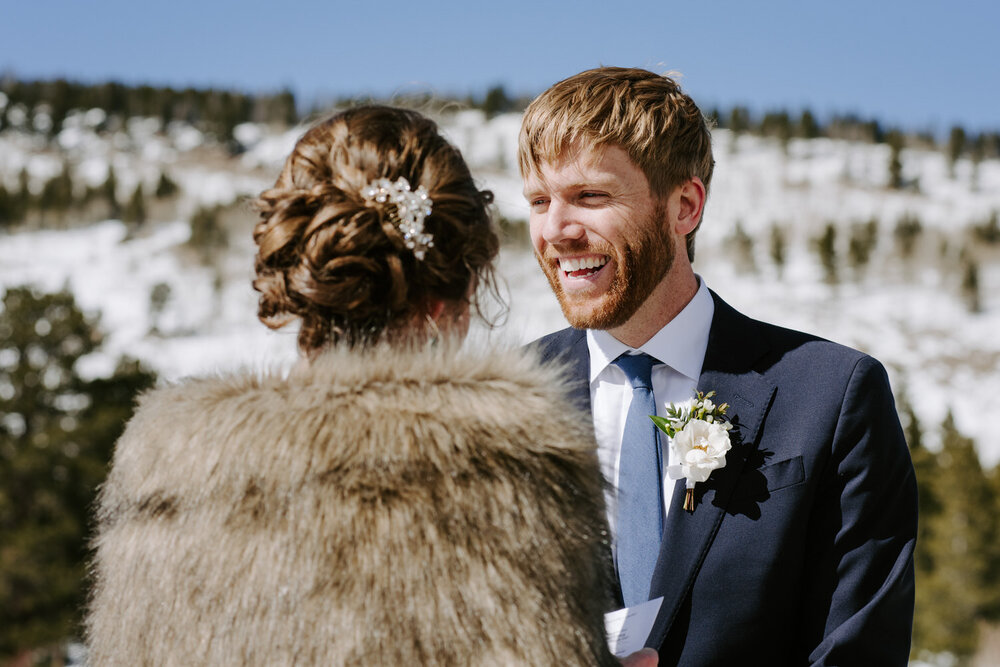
[{"left": 87, "top": 343, "right": 617, "bottom": 665}]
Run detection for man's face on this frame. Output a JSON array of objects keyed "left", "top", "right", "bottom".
[{"left": 523, "top": 143, "right": 674, "bottom": 330}]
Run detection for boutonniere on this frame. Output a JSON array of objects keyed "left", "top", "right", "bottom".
[{"left": 650, "top": 391, "right": 733, "bottom": 512}]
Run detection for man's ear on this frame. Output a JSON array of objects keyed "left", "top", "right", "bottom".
[{"left": 673, "top": 177, "right": 706, "bottom": 236}]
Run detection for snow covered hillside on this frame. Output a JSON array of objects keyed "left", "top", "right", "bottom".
[{"left": 1, "top": 108, "right": 998, "bottom": 464}]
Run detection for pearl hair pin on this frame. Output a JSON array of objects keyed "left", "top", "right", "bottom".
[{"left": 361, "top": 177, "right": 434, "bottom": 260}]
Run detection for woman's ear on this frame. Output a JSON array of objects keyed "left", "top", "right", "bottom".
[
  {"left": 673, "top": 177, "right": 707, "bottom": 236},
  {"left": 425, "top": 299, "right": 446, "bottom": 322}
]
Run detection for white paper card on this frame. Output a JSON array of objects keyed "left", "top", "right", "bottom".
[{"left": 604, "top": 596, "right": 663, "bottom": 658}]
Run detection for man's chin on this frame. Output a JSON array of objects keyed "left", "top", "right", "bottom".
[
  {"left": 557, "top": 295, "right": 632, "bottom": 331},
  {"left": 538, "top": 260, "right": 633, "bottom": 329}
]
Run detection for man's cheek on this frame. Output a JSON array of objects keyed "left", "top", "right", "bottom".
[{"left": 528, "top": 220, "right": 545, "bottom": 253}]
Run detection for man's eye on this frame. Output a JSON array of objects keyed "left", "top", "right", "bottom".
[{"left": 580, "top": 192, "right": 606, "bottom": 201}]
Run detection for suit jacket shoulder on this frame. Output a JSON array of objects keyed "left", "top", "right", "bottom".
[
  {"left": 532, "top": 327, "right": 587, "bottom": 362},
  {"left": 704, "top": 289, "right": 867, "bottom": 373}
]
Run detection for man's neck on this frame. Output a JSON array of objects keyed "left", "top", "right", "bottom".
[{"left": 607, "top": 267, "right": 699, "bottom": 348}]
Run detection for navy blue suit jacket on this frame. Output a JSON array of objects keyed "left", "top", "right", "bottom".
[{"left": 533, "top": 291, "right": 916, "bottom": 666}]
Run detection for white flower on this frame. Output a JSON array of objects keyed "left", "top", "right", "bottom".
[
  {"left": 673, "top": 398, "right": 695, "bottom": 420},
  {"left": 667, "top": 419, "right": 732, "bottom": 485}
]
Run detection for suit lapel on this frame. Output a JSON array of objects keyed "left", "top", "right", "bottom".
[{"left": 645, "top": 292, "right": 777, "bottom": 650}]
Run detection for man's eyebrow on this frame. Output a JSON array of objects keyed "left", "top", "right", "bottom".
[
  {"left": 523, "top": 179, "right": 611, "bottom": 198},
  {"left": 567, "top": 180, "right": 606, "bottom": 189},
  {"left": 522, "top": 179, "right": 551, "bottom": 199}
]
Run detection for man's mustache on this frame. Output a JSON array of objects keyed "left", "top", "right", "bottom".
[{"left": 541, "top": 241, "right": 615, "bottom": 260}]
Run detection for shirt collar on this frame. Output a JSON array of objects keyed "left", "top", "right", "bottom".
[{"left": 586, "top": 276, "right": 715, "bottom": 383}]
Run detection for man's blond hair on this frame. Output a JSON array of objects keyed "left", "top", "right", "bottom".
[{"left": 518, "top": 67, "right": 715, "bottom": 260}]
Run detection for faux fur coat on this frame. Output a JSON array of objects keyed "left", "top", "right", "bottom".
[{"left": 87, "top": 343, "right": 617, "bottom": 666}]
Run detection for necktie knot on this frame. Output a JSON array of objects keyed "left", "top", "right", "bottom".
[{"left": 613, "top": 352, "right": 658, "bottom": 391}]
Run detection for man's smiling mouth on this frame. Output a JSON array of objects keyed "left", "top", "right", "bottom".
[{"left": 558, "top": 255, "right": 609, "bottom": 278}]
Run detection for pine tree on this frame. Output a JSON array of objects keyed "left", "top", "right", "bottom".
[
  {"left": 948, "top": 125, "right": 966, "bottom": 178},
  {"left": 0, "top": 287, "right": 156, "bottom": 658},
  {"left": 276, "top": 88, "right": 297, "bottom": 126},
  {"left": 897, "top": 391, "right": 936, "bottom": 589},
  {"left": 907, "top": 395, "right": 939, "bottom": 661},
  {"left": 894, "top": 213, "right": 923, "bottom": 259},
  {"left": 887, "top": 130, "right": 905, "bottom": 189},
  {"left": 761, "top": 111, "right": 792, "bottom": 150},
  {"left": 847, "top": 218, "right": 879, "bottom": 280},
  {"left": 482, "top": 85, "right": 511, "bottom": 119},
  {"left": 148, "top": 282, "right": 171, "bottom": 334},
  {"left": 813, "top": 223, "right": 838, "bottom": 284},
  {"left": 122, "top": 183, "right": 147, "bottom": 225},
  {"left": 102, "top": 165, "right": 120, "bottom": 219},
  {"left": 769, "top": 224, "right": 787, "bottom": 279},
  {"left": 897, "top": 392, "right": 941, "bottom": 655},
  {"left": 983, "top": 464, "right": 1000, "bottom": 622},
  {"left": 46, "top": 79, "right": 72, "bottom": 136},
  {"left": 729, "top": 220, "right": 756, "bottom": 273},
  {"left": 969, "top": 134, "right": 985, "bottom": 191},
  {"left": 866, "top": 119, "right": 884, "bottom": 144},
  {"left": 728, "top": 106, "right": 750, "bottom": 135},
  {"left": 984, "top": 132, "right": 1000, "bottom": 160},
  {"left": 188, "top": 205, "right": 228, "bottom": 263},
  {"left": 37, "top": 162, "right": 74, "bottom": 221},
  {"left": 798, "top": 109, "right": 820, "bottom": 139},
  {"left": 154, "top": 171, "right": 179, "bottom": 199},
  {"left": 0, "top": 181, "right": 15, "bottom": 228},
  {"left": 912, "top": 413, "right": 997, "bottom": 659},
  {"left": 961, "top": 258, "right": 982, "bottom": 314},
  {"left": 16, "top": 168, "right": 32, "bottom": 220},
  {"left": 972, "top": 211, "right": 999, "bottom": 245}
]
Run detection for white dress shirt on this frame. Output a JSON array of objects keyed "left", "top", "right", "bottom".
[{"left": 587, "top": 277, "right": 715, "bottom": 537}]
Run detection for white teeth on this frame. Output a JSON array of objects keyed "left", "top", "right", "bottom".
[{"left": 559, "top": 256, "right": 608, "bottom": 273}]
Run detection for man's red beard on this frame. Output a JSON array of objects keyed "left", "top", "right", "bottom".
[{"left": 536, "top": 206, "right": 674, "bottom": 330}]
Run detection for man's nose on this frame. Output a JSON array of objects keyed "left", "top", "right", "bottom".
[{"left": 540, "top": 201, "right": 585, "bottom": 245}]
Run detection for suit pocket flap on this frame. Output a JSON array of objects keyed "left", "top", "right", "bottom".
[{"left": 760, "top": 455, "right": 805, "bottom": 492}]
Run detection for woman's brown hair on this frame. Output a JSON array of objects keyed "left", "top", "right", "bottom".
[{"left": 253, "top": 105, "right": 499, "bottom": 354}]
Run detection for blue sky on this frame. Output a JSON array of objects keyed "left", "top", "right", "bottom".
[{"left": 2, "top": 0, "right": 997, "bottom": 133}]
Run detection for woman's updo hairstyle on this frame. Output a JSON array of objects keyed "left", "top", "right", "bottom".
[{"left": 253, "top": 105, "right": 499, "bottom": 354}]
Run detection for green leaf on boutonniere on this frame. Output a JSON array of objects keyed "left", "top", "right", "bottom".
[{"left": 650, "top": 414, "right": 678, "bottom": 438}]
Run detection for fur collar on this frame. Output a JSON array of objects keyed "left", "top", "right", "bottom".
[{"left": 89, "top": 342, "right": 617, "bottom": 665}]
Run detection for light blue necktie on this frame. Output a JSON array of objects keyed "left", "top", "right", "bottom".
[{"left": 614, "top": 352, "right": 664, "bottom": 606}]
